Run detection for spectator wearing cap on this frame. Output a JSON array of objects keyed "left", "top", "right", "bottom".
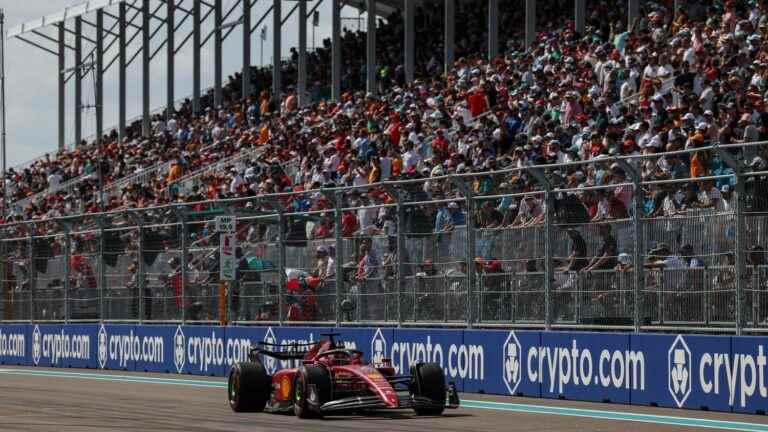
[
  {"left": 645, "top": 243, "right": 686, "bottom": 270},
  {"left": 615, "top": 253, "right": 633, "bottom": 273},
  {"left": 435, "top": 201, "right": 466, "bottom": 233},
  {"left": 314, "top": 245, "right": 335, "bottom": 280}
]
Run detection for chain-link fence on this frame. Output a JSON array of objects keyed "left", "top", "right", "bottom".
[{"left": 2, "top": 145, "right": 768, "bottom": 334}]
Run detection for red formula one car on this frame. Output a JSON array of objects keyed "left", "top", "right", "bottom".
[{"left": 227, "top": 333, "right": 459, "bottom": 418}]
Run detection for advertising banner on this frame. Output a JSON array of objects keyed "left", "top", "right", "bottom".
[
  {"left": 630, "top": 334, "right": 733, "bottom": 412},
  {"left": 539, "top": 332, "right": 633, "bottom": 404},
  {"left": 0, "top": 323, "right": 759, "bottom": 414},
  {"left": 462, "top": 329, "right": 541, "bottom": 397},
  {"left": 0, "top": 323, "right": 28, "bottom": 365},
  {"left": 31, "top": 324, "right": 97, "bottom": 369}
]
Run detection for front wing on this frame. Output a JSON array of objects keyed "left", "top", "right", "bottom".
[{"left": 311, "top": 382, "right": 460, "bottom": 413}]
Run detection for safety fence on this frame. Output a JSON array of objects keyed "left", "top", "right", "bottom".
[
  {"left": 0, "top": 323, "right": 767, "bottom": 414},
  {"left": 0, "top": 141, "right": 767, "bottom": 334}
]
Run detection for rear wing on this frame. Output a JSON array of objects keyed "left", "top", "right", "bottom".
[{"left": 249, "top": 340, "right": 317, "bottom": 362}]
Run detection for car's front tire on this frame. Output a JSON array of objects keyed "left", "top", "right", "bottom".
[
  {"left": 410, "top": 362, "right": 446, "bottom": 416},
  {"left": 293, "top": 365, "right": 331, "bottom": 419},
  {"left": 228, "top": 362, "right": 270, "bottom": 412}
]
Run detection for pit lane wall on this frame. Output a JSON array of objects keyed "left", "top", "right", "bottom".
[{"left": 0, "top": 324, "right": 766, "bottom": 414}]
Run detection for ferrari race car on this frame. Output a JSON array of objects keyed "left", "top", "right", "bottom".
[{"left": 227, "top": 333, "right": 459, "bottom": 418}]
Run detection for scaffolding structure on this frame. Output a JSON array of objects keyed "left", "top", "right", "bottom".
[{"left": 8, "top": 0, "right": 649, "bottom": 150}]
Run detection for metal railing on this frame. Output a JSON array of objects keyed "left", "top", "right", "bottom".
[{"left": 1, "top": 140, "right": 767, "bottom": 334}]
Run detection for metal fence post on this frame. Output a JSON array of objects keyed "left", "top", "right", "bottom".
[
  {"left": 714, "top": 146, "right": 743, "bottom": 334},
  {"left": 98, "top": 217, "right": 106, "bottom": 322},
  {"left": 384, "top": 185, "right": 404, "bottom": 326},
  {"left": 734, "top": 175, "right": 745, "bottom": 335},
  {"left": 450, "top": 178, "right": 474, "bottom": 328},
  {"left": 528, "top": 169, "right": 552, "bottom": 330},
  {"left": 126, "top": 210, "right": 145, "bottom": 323},
  {"left": 137, "top": 221, "right": 145, "bottom": 324},
  {"left": 28, "top": 226, "right": 35, "bottom": 321},
  {"left": 321, "top": 189, "right": 344, "bottom": 325},
  {"left": 334, "top": 192, "right": 344, "bottom": 326},
  {"left": 396, "top": 199, "right": 405, "bottom": 326},
  {"left": 63, "top": 223, "right": 71, "bottom": 324},
  {"left": 277, "top": 211, "right": 286, "bottom": 324},
  {"left": 616, "top": 159, "right": 643, "bottom": 332},
  {"left": 174, "top": 206, "right": 188, "bottom": 323}
]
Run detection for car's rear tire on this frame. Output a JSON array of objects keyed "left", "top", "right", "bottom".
[
  {"left": 411, "top": 362, "right": 446, "bottom": 416},
  {"left": 293, "top": 365, "right": 331, "bottom": 419},
  {"left": 228, "top": 362, "right": 270, "bottom": 412}
]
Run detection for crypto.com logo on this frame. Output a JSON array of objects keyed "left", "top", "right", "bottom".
[
  {"left": 174, "top": 326, "right": 185, "bottom": 373},
  {"left": 31, "top": 325, "right": 41, "bottom": 365},
  {"left": 371, "top": 328, "right": 387, "bottom": 367},
  {"left": 98, "top": 325, "right": 108, "bottom": 369},
  {"left": 262, "top": 327, "right": 277, "bottom": 374},
  {"left": 668, "top": 334, "right": 692, "bottom": 408},
  {"left": 503, "top": 331, "right": 522, "bottom": 395}
]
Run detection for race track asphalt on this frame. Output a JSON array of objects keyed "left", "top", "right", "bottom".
[{"left": 1, "top": 366, "right": 767, "bottom": 432}]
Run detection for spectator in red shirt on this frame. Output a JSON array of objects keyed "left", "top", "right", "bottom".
[
  {"left": 341, "top": 210, "right": 359, "bottom": 237},
  {"left": 467, "top": 87, "right": 489, "bottom": 118}
]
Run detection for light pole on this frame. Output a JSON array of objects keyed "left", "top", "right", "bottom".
[
  {"left": 0, "top": 9, "right": 7, "bottom": 221},
  {"left": 260, "top": 26, "right": 267, "bottom": 68}
]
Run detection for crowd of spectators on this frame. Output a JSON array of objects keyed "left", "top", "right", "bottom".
[
  {"left": 4, "top": 0, "right": 768, "bottom": 276},
  {"left": 5, "top": 0, "right": 768, "bottom": 324}
]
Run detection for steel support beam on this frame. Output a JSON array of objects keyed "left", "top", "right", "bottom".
[
  {"left": 167, "top": 0, "right": 175, "bottom": 118},
  {"left": 119, "top": 2, "right": 127, "bottom": 140},
  {"left": 74, "top": 17, "right": 83, "bottom": 146},
  {"left": 214, "top": 0, "right": 223, "bottom": 107},
  {"left": 628, "top": 0, "right": 639, "bottom": 31},
  {"left": 487, "top": 0, "right": 498, "bottom": 60},
  {"left": 444, "top": 0, "right": 454, "bottom": 75},
  {"left": 96, "top": 10, "right": 104, "bottom": 146},
  {"left": 574, "top": 0, "right": 585, "bottom": 34},
  {"left": 366, "top": 0, "right": 376, "bottom": 94},
  {"left": 14, "top": 36, "right": 58, "bottom": 57},
  {"left": 298, "top": 0, "right": 308, "bottom": 107},
  {"left": 193, "top": 0, "right": 201, "bottom": 114},
  {"left": 272, "top": 0, "right": 282, "bottom": 103},
  {"left": 142, "top": 0, "right": 151, "bottom": 137},
  {"left": 58, "top": 23, "right": 66, "bottom": 150},
  {"left": 331, "top": 0, "right": 341, "bottom": 101},
  {"left": 403, "top": 0, "right": 415, "bottom": 83},
  {"left": 242, "top": 0, "right": 252, "bottom": 100},
  {"left": 525, "top": 0, "right": 536, "bottom": 48}
]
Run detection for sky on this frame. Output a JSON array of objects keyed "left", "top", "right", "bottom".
[{"left": 0, "top": 0, "right": 360, "bottom": 167}]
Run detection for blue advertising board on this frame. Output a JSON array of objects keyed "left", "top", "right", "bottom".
[
  {"left": 0, "top": 323, "right": 28, "bottom": 365},
  {"left": 0, "top": 323, "right": 758, "bottom": 415},
  {"left": 462, "top": 329, "right": 540, "bottom": 397},
  {"left": 729, "top": 335, "right": 768, "bottom": 414},
  {"left": 539, "top": 331, "right": 632, "bottom": 404}
]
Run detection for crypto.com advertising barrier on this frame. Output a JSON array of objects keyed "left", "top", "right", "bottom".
[{"left": 1, "top": 324, "right": 766, "bottom": 414}]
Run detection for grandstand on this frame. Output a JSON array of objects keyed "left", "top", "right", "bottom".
[{"left": 0, "top": 0, "right": 767, "bottom": 338}]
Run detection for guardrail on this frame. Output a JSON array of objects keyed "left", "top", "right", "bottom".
[{"left": 0, "top": 140, "right": 766, "bottom": 335}]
